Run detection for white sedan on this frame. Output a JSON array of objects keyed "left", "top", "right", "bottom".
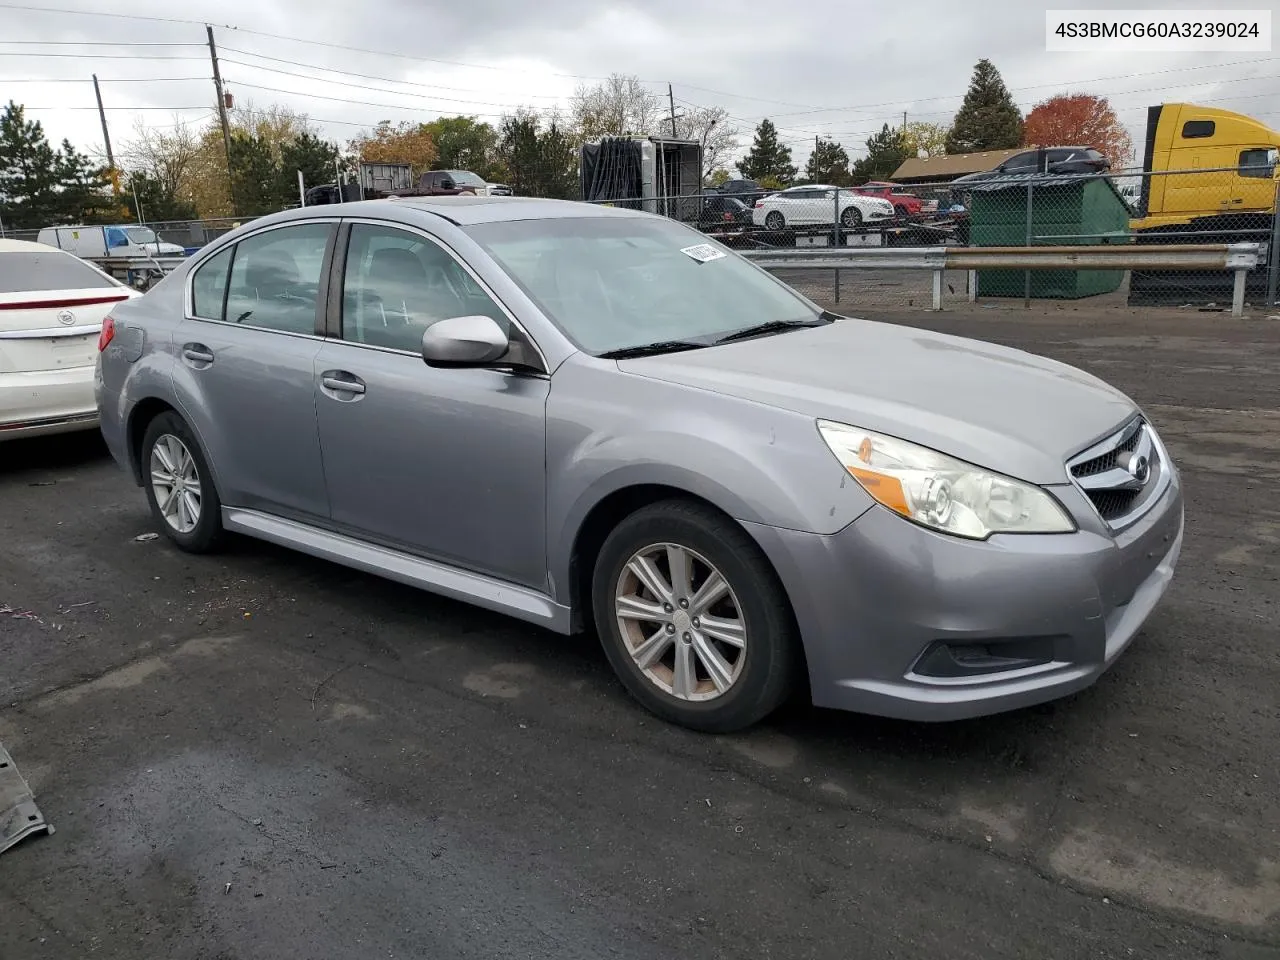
[
  {"left": 752, "top": 185, "right": 895, "bottom": 231},
  {"left": 0, "top": 239, "right": 139, "bottom": 440}
]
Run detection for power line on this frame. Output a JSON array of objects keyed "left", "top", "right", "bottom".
[
  {"left": 219, "top": 46, "right": 563, "bottom": 99},
  {"left": 221, "top": 58, "right": 557, "bottom": 108},
  {"left": 25, "top": 104, "right": 211, "bottom": 111},
  {"left": 0, "top": 40, "right": 204, "bottom": 46},
  {"left": 0, "top": 52, "right": 204, "bottom": 60},
  {"left": 226, "top": 80, "right": 525, "bottom": 117},
  {"left": 1, "top": 77, "right": 208, "bottom": 82}
]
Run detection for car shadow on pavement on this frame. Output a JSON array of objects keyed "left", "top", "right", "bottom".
[{"left": 1, "top": 431, "right": 109, "bottom": 478}]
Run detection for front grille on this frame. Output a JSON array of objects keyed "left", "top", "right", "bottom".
[
  {"left": 1070, "top": 426, "right": 1141, "bottom": 479},
  {"left": 1067, "top": 417, "right": 1166, "bottom": 530},
  {"left": 1087, "top": 488, "right": 1142, "bottom": 521}
]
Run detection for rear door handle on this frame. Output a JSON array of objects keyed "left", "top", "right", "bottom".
[
  {"left": 320, "top": 371, "right": 366, "bottom": 398},
  {"left": 182, "top": 343, "right": 214, "bottom": 365}
]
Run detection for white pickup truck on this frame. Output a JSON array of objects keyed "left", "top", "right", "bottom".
[{"left": 37, "top": 224, "right": 187, "bottom": 260}]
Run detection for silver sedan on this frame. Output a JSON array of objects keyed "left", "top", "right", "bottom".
[{"left": 95, "top": 197, "right": 1183, "bottom": 732}]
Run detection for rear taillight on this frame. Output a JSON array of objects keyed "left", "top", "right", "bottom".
[
  {"left": 98, "top": 316, "right": 115, "bottom": 352},
  {"left": 723, "top": 212, "right": 733, "bottom": 221}
]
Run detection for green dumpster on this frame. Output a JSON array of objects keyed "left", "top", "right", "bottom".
[{"left": 966, "top": 174, "right": 1131, "bottom": 298}]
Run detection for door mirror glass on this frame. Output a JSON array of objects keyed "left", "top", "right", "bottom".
[{"left": 421, "top": 315, "right": 509, "bottom": 367}]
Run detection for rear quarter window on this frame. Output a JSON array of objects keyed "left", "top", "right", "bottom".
[{"left": 0, "top": 251, "right": 119, "bottom": 293}]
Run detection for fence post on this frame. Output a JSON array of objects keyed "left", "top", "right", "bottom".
[
  {"left": 932, "top": 269, "right": 943, "bottom": 310},
  {"left": 1023, "top": 179, "right": 1033, "bottom": 307},
  {"left": 1267, "top": 179, "right": 1280, "bottom": 309},
  {"left": 832, "top": 188, "right": 839, "bottom": 248},
  {"left": 834, "top": 267, "right": 841, "bottom": 303},
  {"left": 1233, "top": 266, "right": 1247, "bottom": 318}
]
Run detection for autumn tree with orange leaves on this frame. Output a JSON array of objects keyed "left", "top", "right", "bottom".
[
  {"left": 347, "top": 121, "right": 438, "bottom": 177},
  {"left": 1022, "top": 94, "right": 1134, "bottom": 165}
]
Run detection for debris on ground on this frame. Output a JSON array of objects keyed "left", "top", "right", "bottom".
[
  {"left": 0, "top": 744, "right": 53, "bottom": 857},
  {"left": 133, "top": 533, "right": 160, "bottom": 542}
]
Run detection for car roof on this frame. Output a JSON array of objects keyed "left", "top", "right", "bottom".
[
  {"left": 0, "top": 238, "right": 71, "bottom": 253},
  {"left": 239, "top": 196, "right": 651, "bottom": 229}
]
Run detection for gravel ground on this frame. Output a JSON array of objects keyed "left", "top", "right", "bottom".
[{"left": 1, "top": 302, "right": 1277, "bottom": 960}]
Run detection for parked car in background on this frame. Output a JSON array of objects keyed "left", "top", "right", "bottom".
[
  {"left": 693, "top": 194, "right": 753, "bottom": 230},
  {"left": 952, "top": 147, "right": 1111, "bottom": 185},
  {"left": 38, "top": 224, "right": 186, "bottom": 260},
  {"left": 851, "top": 181, "right": 927, "bottom": 217},
  {"left": 95, "top": 197, "right": 1183, "bottom": 733},
  {"left": 713, "top": 178, "right": 772, "bottom": 206},
  {"left": 1, "top": 239, "right": 138, "bottom": 439},
  {"left": 752, "top": 185, "right": 895, "bottom": 230},
  {"left": 439, "top": 170, "right": 512, "bottom": 197}
]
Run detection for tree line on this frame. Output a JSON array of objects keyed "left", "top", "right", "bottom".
[
  {"left": 736, "top": 59, "right": 1132, "bottom": 188},
  {"left": 1, "top": 60, "right": 1134, "bottom": 230}
]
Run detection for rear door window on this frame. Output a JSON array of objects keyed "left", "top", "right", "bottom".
[
  {"left": 222, "top": 223, "right": 331, "bottom": 335},
  {"left": 190, "top": 247, "right": 233, "bottom": 320},
  {"left": 0, "top": 251, "right": 119, "bottom": 293}
]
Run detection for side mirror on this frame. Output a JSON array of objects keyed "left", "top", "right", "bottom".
[{"left": 421, "top": 315, "right": 509, "bottom": 367}]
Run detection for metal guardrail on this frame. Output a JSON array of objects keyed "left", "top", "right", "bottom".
[{"left": 742, "top": 243, "right": 1262, "bottom": 317}]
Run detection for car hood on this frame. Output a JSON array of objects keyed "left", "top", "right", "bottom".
[{"left": 615, "top": 319, "right": 1137, "bottom": 484}]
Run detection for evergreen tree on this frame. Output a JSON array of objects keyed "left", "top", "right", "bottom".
[
  {"left": 276, "top": 132, "right": 341, "bottom": 206},
  {"left": 55, "top": 139, "right": 117, "bottom": 224},
  {"left": 804, "top": 137, "right": 851, "bottom": 185},
  {"left": 946, "top": 59, "right": 1024, "bottom": 153},
  {"left": 736, "top": 119, "right": 796, "bottom": 184},
  {"left": 851, "top": 124, "right": 911, "bottom": 182},
  {"left": 228, "top": 132, "right": 278, "bottom": 216},
  {"left": 0, "top": 102, "right": 65, "bottom": 228},
  {"left": 495, "top": 110, "right": 577, "bottom": 199},
  {"left": 124, "top": 170, "right": 197, "bottom": 223}
]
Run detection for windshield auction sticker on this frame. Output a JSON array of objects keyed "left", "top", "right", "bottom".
[{"left": 680, "top": 243, "right": 728, "bottom": 263}]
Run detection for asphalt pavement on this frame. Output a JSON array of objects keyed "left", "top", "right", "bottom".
[{"left": 1, "top": 302, "right": 1278, "bottom": 960}]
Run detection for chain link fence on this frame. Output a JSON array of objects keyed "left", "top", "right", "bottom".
[{"left": 4, "top": 163, "right": 1275, "bottom": 312}]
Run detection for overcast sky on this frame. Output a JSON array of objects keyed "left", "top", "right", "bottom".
[{"left": 3, "top": 0, "right": 1279, "bottom": 171}]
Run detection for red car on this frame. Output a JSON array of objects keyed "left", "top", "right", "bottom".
[{"left": 850, "top": 182, "right": 930, "bottom": 217}]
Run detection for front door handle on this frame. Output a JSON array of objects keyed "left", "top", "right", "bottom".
[
  {"left": 182, "top": 343, "right": 214, "bottom": 365},
  {"left": 320, "top": 371, "right": 366, "bottom": 398}
]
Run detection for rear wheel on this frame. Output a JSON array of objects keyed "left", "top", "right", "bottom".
[
  {"left": 592, "top": 500, "right": 799, "bottom": 733},
  {"left": 141, "top": 411, "right": 223, "bottom": 553},
  {"left": 764, "top": 210, "right": 785, "bottom": 231}
]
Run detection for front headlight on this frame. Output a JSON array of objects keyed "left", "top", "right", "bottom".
[{"left": 817, "top": 420, "right": 1076, "bottom": 539}]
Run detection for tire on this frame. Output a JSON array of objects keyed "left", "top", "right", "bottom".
[
  {"left": 894, "top": 204, "right": 910, "bottom": 218},
  {"left": 840, "top": 206, "right": 862, "bottom": 228},
  {"left": 591, "top": 500, "right": 799, "bottom": 733},
  {"left": 140, "top": 411, "right": 224, "bottom": 553},
  {"left": 764, "top": 210, "right": 785, "bottom": 231}
]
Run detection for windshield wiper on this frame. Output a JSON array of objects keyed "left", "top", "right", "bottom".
[
  {"left": 598, "top": 340, "right": 709, "bottom": 360},
  {"left": 712, "top": 316, "right": 832, "bottom": 345}
]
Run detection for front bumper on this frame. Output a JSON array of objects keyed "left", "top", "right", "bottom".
[
  {"left": 744, "top": 477, "right": 1184, "bottom": 721},
  {"left": 0, "top": 366, "right": 98, "bottom": 440}
]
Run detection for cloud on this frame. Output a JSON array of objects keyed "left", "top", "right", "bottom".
[{"left": 3, "top": 0, "right": 1278, "bottom": 170}]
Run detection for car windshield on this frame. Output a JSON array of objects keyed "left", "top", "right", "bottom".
[
  {"left": 0, "top": 251, "right": 119, "bottom": 292},
  {"left": 465, "top": 216, "right": 822, "bottom": 355},
  {"left": 126, "top": 227, "right": 159, "bottom": 244},
  {"left": 446, "top": 171, "right": 486, "bottom": 187}
]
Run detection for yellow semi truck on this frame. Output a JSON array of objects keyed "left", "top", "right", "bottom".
[
  {"left": 1130, "top": 103, "right": 1278, "bottom": 305},
  {"left": 1135, "top": 102, "right": 1279, "bottom": 230}
]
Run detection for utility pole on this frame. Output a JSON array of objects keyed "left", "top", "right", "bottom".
[
  {"left": 92, "top": 74, "right": 116, "bottom": 182},
  {"left": 902, "top": 111, "right": 907, "bottom": 133},
  {"left": 207, "top": 25, "right": 235, "bottom": 208},
  {"left": 668, "top": 84, "right": 678, "bottom": 137}
]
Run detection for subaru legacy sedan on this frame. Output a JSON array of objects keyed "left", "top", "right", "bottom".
[{"left": 95, "top": 198, "right": 1183, "bottom": 732}]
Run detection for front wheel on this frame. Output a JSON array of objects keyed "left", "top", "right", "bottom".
[
  {"left": 840, "top": 205, "right": 863, "bottom": 228},
  {"left": 592, "top": 500, "right": 800, "bottom": 733},
  {"left": 141, "top": 411, "right": 224, "bottom": 553}
]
